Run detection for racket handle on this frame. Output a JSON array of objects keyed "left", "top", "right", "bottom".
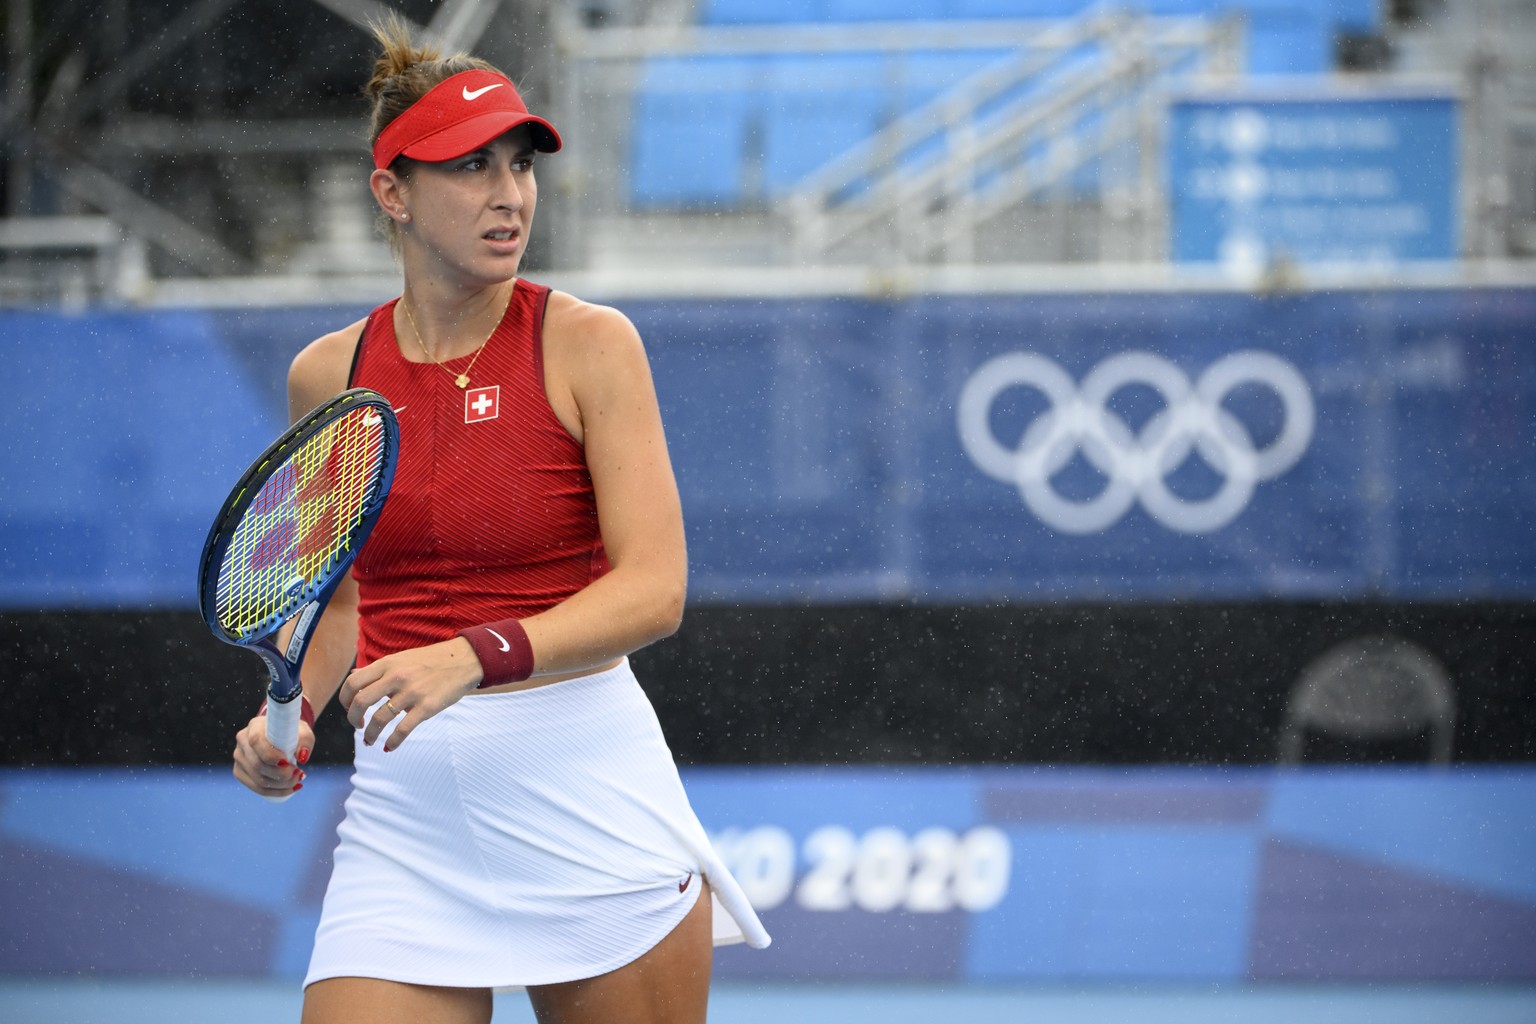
[{"left": 262, "top": 696, "right": 303, "bottom": 804}]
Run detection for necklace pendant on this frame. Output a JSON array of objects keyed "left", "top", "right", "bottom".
[{"left": 455, "top": 373, "right": 470, "bottom": 388}]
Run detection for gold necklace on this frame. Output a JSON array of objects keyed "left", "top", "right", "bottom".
[{"left": 399, "top": 295, "right": 501, "bottom": 389}]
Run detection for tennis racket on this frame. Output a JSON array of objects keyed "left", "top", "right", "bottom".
[{"left": 198, "top": 388, "right": 399, "bottom": 800}]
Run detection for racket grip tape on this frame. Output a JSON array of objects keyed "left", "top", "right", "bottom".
[{"left": 258, "top": 695, "right": 315, "bottom": 803}]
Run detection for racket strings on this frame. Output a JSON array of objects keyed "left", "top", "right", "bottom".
[{"left": 215, "top": 407, "right": 387, "bottom": 637}]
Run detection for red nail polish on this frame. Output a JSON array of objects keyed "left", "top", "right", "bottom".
[
  {"left": 293, "top": 783, "right": 304, "bottom": 792},
  {"left": 277, "top": 759, "right": 289, "bottom": 767},
  {"left": 297, "top": 748, "right": 311, "bottom": 765}
]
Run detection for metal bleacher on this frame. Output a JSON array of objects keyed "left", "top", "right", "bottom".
[
  {"left": 3, "top": 0, "right": 1534, "bottom": 306},
  {"left": 780, "top": 14, "right": 1231, "bottom": 265},
  {"left": 562, "top": 3, "right": 1247, "bottom": 272}
]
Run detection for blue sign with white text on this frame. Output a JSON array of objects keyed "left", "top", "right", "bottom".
[
  {"left": 4, "top": 767, "right": 1534, "bottom": 983},
  {"left": 1168, "top": 92, "right": 1459, "bottom": 267}
]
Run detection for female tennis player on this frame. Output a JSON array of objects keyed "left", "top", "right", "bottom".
[{"left": 228, "top": 18, "right": 768, "bottom": 1024}]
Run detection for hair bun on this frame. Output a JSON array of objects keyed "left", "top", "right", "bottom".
[{"left": 364, "top": 14, "right": 442, "bottom": 103}]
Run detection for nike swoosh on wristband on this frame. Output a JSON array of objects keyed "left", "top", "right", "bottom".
[
  {"left": 486, "top": 628, "right": 512, "bottom": 652},
  {"left": 463, "top": 83, "right": 505, "bottom": 101}
]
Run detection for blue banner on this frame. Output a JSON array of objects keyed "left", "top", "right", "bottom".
[
  {"left": 634, "top": 288, "right": 1536, "bottom": 601},
  {"left": 1168, "top": 91, "right": 1459, "bottom": 267},
  {"left": 3, "top": 766, "right": 1533, "bottom": 983},
  {"left": 1, "top": 288, "right": 1533, "bottom": 606}
]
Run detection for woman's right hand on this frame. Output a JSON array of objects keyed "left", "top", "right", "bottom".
[{"left": 232, "top": 714, "right": 313, "bottom": 798}]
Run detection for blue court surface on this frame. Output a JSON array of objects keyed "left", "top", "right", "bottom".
[{"left": 3, "top": 981, "right": 1535, "bottom": 1023}]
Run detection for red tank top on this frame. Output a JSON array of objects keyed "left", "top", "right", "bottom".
[{"left": 347, "top": 279, "right": 608, "bottom": 667}]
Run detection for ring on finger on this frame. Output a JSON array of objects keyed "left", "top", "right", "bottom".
[{"left": 384, "top": 698, "right": 404, "bottom": 717}]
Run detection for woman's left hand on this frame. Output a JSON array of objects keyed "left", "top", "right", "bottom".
[{"left": 339, "top": 637, "right": 484, "bottom": 751}]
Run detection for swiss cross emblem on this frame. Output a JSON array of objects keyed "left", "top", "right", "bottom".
[{"left": 464, "top": 385, "right": 500, "bottom": 424}]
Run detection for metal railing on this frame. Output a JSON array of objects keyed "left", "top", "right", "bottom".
[
  {"left": 783, "top": 12, "right": 1242, "bottom": 264},
  {"left": 555, "top": 7, "right": 1242, "bottom": 269},
  {"left": 1, "top": 1, "right": 1534, "bottom": 305}
]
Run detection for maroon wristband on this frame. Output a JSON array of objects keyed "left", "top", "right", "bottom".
[
  {"left": 258, "top": 694, "right": 316, "bottom": 727},
  {"left": 457, "top": 618, "right": 535, "bottom": 688}
]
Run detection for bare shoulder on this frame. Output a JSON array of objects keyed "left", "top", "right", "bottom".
[
  {"left": 288, "top": 316, "right": 370, "bottom": 420},
  {"left": 540, "top": 291, "right": 658, "bottom": 442},
  {"left": 543, "top": 290, "right": 647, "bottom": 365}
]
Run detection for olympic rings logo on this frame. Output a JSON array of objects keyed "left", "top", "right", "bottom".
[{"left": 957, "top": 350, "right": 1314, "bottom": 535}]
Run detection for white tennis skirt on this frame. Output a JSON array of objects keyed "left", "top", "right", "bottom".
[{"left": 304, "top": 659, "right": 769, "bottom": 990}]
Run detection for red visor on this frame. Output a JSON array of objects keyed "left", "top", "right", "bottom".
[{"left": 372, "top": 69, "right": 562, "bottom": 170}]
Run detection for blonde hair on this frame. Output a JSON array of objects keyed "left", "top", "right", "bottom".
[
  {"left": 365, "top": 14, "right": 501, "bottom": 167},
  {"left": 365, "top": 15, "right": 502, "bottom": 248}
]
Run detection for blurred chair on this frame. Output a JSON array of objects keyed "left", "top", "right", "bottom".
[{"left": 1278, "top": 635, "right": 1456, "bottom": 765}]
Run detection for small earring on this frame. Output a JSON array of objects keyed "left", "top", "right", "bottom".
[{"left": 399, "top": 211, "right": 410, "bottom": 222}]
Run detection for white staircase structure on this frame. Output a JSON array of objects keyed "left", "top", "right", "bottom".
[
  {"left": 784, "top": 12, "right": 1240, "bottom": 266},
  {"left": 559, "top": 9, "right": 1242, "bottom": 272}
]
